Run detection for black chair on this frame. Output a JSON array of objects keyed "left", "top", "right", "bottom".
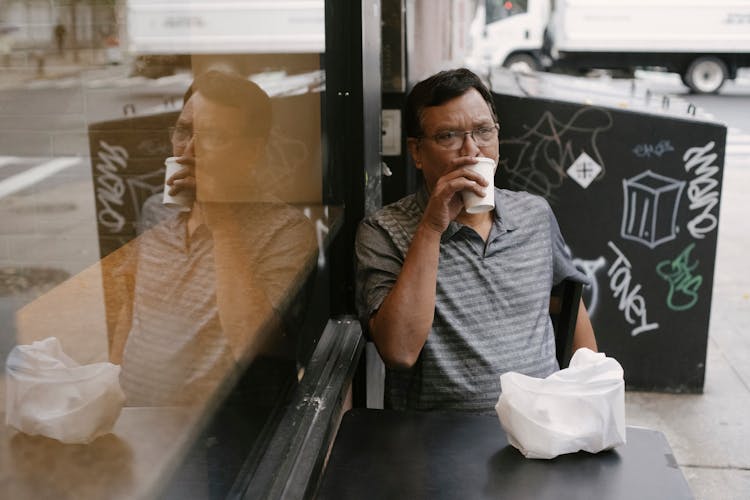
[
  {"left": 354, "top": 278, "right": 583, "bottom": 408},
  {"left": 549, "top": 278, "right": 583, "bottom": 369}
]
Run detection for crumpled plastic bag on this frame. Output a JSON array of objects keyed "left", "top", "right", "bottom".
[
  {"left": 495, "top": 348, "right": 626, "bottom": 459},
  {"left": 5, "top": 337, "right": 125, "bottom": 444}
]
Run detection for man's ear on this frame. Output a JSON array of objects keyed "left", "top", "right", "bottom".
[{"left": 407, "top": 138, "right": 423, "bottom": 170}]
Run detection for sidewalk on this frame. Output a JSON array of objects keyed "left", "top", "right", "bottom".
[
  {"left": 625, "top": 155, "right": 750, "bottom": 499},
  {"left": 0, "top": 47, "right": 122, "bottom": 90}
]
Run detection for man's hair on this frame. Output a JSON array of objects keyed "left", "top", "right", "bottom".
[
  {"left": 186, "top": 70, "right": 273, "bottom": 141},
  {"left": 405, "top": 68, "right": 498, "bottom": 138}
]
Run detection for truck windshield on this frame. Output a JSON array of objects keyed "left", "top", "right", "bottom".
[{"left": 486, "top": 0, "right": 528, "bottom": 24}]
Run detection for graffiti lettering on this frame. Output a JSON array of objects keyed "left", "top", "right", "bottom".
[
  {"left": 303, "top": 206, "right": 330, "bottom": 268},
  {"left": 499, "top": 108, "right": 613, "bottom": 200},
  {"left": 632, "top": 139, "right": 675, "bottom": 158},
  {"left": 316, "top": 218, "right": 329, "bottom": 267},
  {"left": 607, "top": 241, "right": 659, "bottom": 336},
  {"left": 656, "top": 243, "right": 703, "bottom": 311},
  {"left": 683, "top": 141, "right": 720, "bottom": 239},
  {"left": 95, "top": 141, "right": 129, "bottom": 233},
  {"left": 570, "top": 252, "right": 607, "bottom": 318}
]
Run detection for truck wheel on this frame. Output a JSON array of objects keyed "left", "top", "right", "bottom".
[
  {"left": 684, "top": 57, "right": 727, "bottom": 94},
  {"left": 503, "top": 54, "right": 541, "bottom": 73}
]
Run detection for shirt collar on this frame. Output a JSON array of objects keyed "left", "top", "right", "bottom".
[{"left": 492, "top": 188, "right": 518, "bottom": 233}]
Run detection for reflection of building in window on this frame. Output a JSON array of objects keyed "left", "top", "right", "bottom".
[{"left": 620, "top": 170, "right": 685, "bottom": 249}]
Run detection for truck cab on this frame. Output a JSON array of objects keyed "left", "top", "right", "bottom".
[{"left": 468, "top": 0, "right": 550, "bottom": 72}]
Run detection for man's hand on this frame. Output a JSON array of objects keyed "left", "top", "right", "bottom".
[
  {"left": 166, "top": 156, "right": 196, "bottom": 196},
  {"left": 420, "top": 157, "right": 488, "bottom": 234}
]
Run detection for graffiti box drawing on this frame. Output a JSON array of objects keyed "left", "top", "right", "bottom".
[{"left": 621, "top": 170, "right": 685, "bottom": 249}]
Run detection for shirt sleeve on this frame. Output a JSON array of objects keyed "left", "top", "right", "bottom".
[
  {"left": 354, "top": 218, "right": 405, "bottom": 334},
  {"left": 547, "top": 203, "right": 589, "bottom": 287}
]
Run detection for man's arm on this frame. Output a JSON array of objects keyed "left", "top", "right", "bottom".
[
  {"left": 545, "top": 199, "right": 598, "bottom": 355},
  {"left": 368, "top": 162, "right": 489, "bottom": 369},
  {"left": 369, "top": 224, "right": 442, "bottom": 368},
  {"left": 572, "top": 299, "right": 597, "bottom": 352},
  {"left": 102, "top": 239, "right": 138, "bottom": 364},
  {"left": 208, "top": 205, "right": 317, "bottom": 362}
]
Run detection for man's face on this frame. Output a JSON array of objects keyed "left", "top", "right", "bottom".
[
  {"left": 171, "top": 96, "right": 194, "bottom": 157},
  {"left": 408, "top": 88, "right": 499, "bottom": 192},
  {"left": 190, "top": 91, "right": 265, "bottom": 202}
]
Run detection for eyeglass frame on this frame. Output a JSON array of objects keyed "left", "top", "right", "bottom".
[
  {"left": 416, "top": 122, "right": 500, "bottom": 150},
  {"left": 168, "top": 126, "right": 247, "bottom": 152}
]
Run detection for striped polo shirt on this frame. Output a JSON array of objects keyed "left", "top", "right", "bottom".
[
  {"left": 355, "top": 186, "right": 586, "bottom": 413},
  {"left": 119, "top": 203, "right": 317, "bottom": 406},
  {"left": 120, "top": 214, "right": 232, "bottom": 406}
]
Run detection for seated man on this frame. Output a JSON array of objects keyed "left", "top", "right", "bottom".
[{"left": 355, "top": 68, "right": 597, "bottom": 413}]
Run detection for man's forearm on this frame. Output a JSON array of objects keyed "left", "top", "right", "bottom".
[
  {"left": 370, "top": 223, "right": 442, "bottom": 368},
  {"left": 572, "top": 300, "right": 598, "bottom": 352}
]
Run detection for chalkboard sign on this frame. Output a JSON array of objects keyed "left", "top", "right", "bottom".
[
  {"left": 88, "top": 91, "right": 324, "bottom": 259},
  {"left": 88, "top": 111, "right": 178, "bottom": 258},
  {"left": 492, "top": 92, "right": 726, "bottom": 392}
]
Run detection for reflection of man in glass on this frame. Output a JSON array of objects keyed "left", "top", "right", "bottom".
[{"left": 110, "top": 71, "right": 317, "bottom": 407}]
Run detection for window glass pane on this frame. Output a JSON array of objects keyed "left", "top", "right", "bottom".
[
  {"left": 486, "top": 0, "right": 529, "bottom": 24},
  {"left": 1, "top": 1, "right": 332, "bottom": 497}
]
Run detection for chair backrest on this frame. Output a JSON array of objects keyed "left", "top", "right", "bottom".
[{"left": 549, "top": 278, "right": 583, "bottom": 369}]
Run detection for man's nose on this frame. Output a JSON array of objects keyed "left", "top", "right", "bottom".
[{"left": 459, "top": 131, "right": 481, "bottom": 156}]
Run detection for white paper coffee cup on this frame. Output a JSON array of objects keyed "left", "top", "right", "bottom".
[
  {"left": 461, "top": 157, "right": 496, "bottom": 214},
  {"left": 162, "top": 157, "right": 193, "bottom": 211}
]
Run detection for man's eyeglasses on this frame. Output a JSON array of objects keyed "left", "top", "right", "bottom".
[
  {"left": 419, "top": 123, "right": 499, "bottom": 150},
  {"left": 169, "top": 126, "right": 243, "bottom": 152},
  {"left": 169, "top": 126, "right": 192, "bottom": 146}
]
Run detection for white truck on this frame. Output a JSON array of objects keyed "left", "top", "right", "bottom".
[
  {"left": 125, "top": 0, "right": 324, "bottom": 76},
  {"left": 468, "top": 0, "right": 750, "bottom": 93},
  {"left": 127, "top": 0, "right": 324, "bottom": 55}
]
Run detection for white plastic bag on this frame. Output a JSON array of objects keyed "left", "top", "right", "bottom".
[
  {"left": 5, "top": 337, "right": 125, "bottom": 444},
  {"left": 495, "top": 348, "right": 626, "bottom": 459}
]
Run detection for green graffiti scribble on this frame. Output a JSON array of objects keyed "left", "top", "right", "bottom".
[{"left": 656, "top": 243, "right": 703, "bottom": 311}]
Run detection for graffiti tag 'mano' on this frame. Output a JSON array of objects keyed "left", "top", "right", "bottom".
[
  {"left": 683, "top": 141, "right": 720, "bottom": 240},
  {"left": 95, "top": 141, "right": 129, "bottom": 233}
]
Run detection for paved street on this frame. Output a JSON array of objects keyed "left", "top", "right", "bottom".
[{"left": 0, "top": 65, "right": 190, "bottom": 363}]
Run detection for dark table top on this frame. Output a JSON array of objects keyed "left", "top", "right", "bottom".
[{"left": 317, "top": 408, "right": 693, "bottom": 500}]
